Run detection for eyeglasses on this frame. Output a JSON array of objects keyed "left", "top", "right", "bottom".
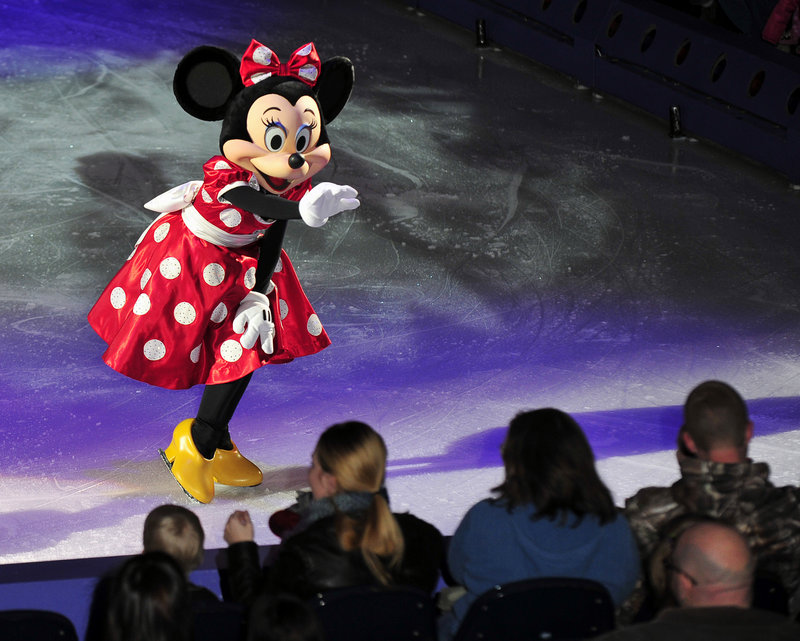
[{"left": 663, "top": 557, "right": 699, "bottom": 586}]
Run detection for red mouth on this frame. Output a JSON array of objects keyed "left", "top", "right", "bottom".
[{"left": 264, "top": 174, "right": 290, "bottom": 192}]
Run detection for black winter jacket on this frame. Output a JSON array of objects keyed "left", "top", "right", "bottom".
[{"left": 225, "top": 511, "right": 444, "bottom": 605}]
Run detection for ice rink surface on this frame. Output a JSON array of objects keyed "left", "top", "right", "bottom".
[{"left": 1, "top": 0, "right": 799, "bottom": 564}]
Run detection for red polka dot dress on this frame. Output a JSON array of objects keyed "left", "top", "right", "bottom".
[{"left": 88, "top": 156, "right": 331, "bottom": 390}]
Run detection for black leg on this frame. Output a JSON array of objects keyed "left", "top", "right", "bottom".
[{"left": 194, "top": 373, "right": 254, "bottom": 455}]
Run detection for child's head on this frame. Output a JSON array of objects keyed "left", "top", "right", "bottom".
[
  {"left": 106, "top": 551, "right": 191, "bottom": 641},
  {"left": 246, "top": 592, "right": 325, "bottom": 641},
  {"left": 142, "top": 504, "right": 205, "bottom": 575}
]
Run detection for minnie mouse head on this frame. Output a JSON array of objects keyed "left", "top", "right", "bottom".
[{"left": 173, "top": 40, "right": 354, "bottom": 197}]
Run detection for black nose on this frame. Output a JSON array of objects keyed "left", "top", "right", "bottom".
[{"left": 288, "top": 153, "right": 305, "bottom": 169}]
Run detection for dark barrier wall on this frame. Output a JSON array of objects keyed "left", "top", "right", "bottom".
[
  {"left": 414, "top": 0, "right": 800, "bottom": 182},
  {"left": 409, "top": 0, "right": 607, "bottom": 85}
]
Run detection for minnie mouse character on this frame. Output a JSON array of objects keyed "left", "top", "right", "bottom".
[{"left": 88, "top": 40, "right": 358, "bottom": 503}]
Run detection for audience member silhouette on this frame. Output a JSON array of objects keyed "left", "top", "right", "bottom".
[
  {"left": 102, "top": 551, "right": 192, "bottom": 641},
  {"left": 143, "top": 503, "right": 219, "bottom": 603},
  {"left": 438, "top": 408, "right": 641, "bottom": 640},
  {"left": 595, "top": 520, "right": 800, "bottom": 640},
  {"left": 245, "top": 592, "right": 325, "bottom": 641},
  {"left": 223, "top": 420, "right": 444, "bottom": 604},
  {"left": 86, "top": 505, "right": 219, "bottom": 641},
  {"left": 762, "top": 0, "right": 800, "bottom": 46},
  {"left": 624, "top": 380, "right": 800, "bottom": 618}
]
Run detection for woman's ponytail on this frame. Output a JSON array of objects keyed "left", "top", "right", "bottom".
[{"left": 317, "top": 422, "right": 405, "bottom": 584}]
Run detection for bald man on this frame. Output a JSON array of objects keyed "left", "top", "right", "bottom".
[
  {"left": 596, "top": 521, "right": 799, "bottom": 640},
  {"left": 624, "top": 381, "right": 800, "bottom": 618},
  {"left": 670, "top": 521, "right": 754, "bottom": 609}
]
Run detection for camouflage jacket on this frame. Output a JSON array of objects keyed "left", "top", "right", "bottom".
[{"left": 623, "top": 453, "right": 800, "bottom": 616}]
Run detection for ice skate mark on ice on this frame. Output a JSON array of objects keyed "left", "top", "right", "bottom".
[
  {"left": 336, "top": 143, "right": 424, "bottom": 189},
  {"left": 496, "top": 169, "right": 522, "bottom": 235}
]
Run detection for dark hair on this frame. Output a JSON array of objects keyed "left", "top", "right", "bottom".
[
  {"left": 246, "top": 592, "right": 325, "bottom": 641},
  {"left": 683, "top": 380, "right": 749, "bottom": 451},
  {"left": 492, "top": 408, "right": 617, "bottom": 525},
  {"left": 105, "top": 552, "right": 191, "bottom": 641}
]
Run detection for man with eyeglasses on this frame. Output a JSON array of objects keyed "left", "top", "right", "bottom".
[
  {"left": 596, "top": 521, "right": 799, "bottom": 639},
  {"left": 621, "top": 380, "right": 800, "bottom": 621}
]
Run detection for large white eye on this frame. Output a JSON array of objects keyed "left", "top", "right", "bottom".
[
  {"left": 264, "top": 125, "right": 286, "bottom": 152},
  {"left": 296, "top": 125, "right": 313, "bottom": 153}
]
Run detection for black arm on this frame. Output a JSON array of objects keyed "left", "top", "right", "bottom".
[
  {"left": 255, "top": 220, "right": 288, "bottom": 294},
  {"left": 223, "top": 185, "right": 301, "bottom": 221},
  {"left": 223, "top": 186, "right": 297, "bottom": 295},
  {"left": 224, "top": 541, "right": 267, "bottom": 607}
]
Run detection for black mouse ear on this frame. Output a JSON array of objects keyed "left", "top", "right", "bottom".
[
  {"left": 173, "top": 46, "right": 244, "bottom": 121},
  {"left": 315, "top": 57, "right": 355, "bottom": 124}
]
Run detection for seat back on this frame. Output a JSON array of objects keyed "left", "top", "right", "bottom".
[
  {"left": 311, "top": 585, "right": 436, "bottom": 641},
  {"left": 752, "top": 575, "right": 789, "bottom": 616},
  {"left": 192, "top": 600, "right": 246, "bottom": 641},
  {"left": 452, "top": 577, "right": 616, "bottom": 641},
  {"left": 0, "top": 609, "right": 79, "bottom": 641}
]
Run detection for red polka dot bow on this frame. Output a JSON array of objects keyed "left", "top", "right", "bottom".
[{"left": 239, "top": 40, "right": 321, "bottom": 87}]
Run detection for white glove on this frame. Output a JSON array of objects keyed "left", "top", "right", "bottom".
[
  {"left": 299, "top": 182, "right": 360, "bottom": 227},
  {"left": 232, "top": 291, "right": 275, "bottom": 354}
]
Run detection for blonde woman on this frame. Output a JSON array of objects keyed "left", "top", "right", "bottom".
[{"left": 224, "top": 421, "right": 443, "bottom": 603}]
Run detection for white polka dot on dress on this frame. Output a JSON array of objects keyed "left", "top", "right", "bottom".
[
  {"left": 220, "top": 208, "right": 242, "bottom": 228},
  {"left": 279, "top": 298, "right": 288, "bottom": 320},
  {"left": 174, "top": 302, "right": 197, "bottom": 325},
  {"left": 274, "top": 257, "right": 283, "bottom": 273},
  {"left": 244, "top": 267, "right": 257, "bottom": 290},
  {"left": 159, "top": 257, "right": 182, "bottom": 279},
  {"left": 213, "top": 160, "right": 231, "bottom": 171},
  {"left": 143, "top": 339, "right": 166, "bottom": 361},
  {"left": 202, "top": 189, "right": 213, "bottom": 204},
  {"left": 210, "top": 302, "right": 228, "bottom": 323},
  {"left": 307, "top": 314, "right": 323, "bottom": 336},
  {"left": 140, "top": 269, "right": 152, "bottom": 290},
  {"left": 153, "top": 222, "right": 170, "bottom": 243},
  {"left": 203, "top": 263, "right": 225, "bottom": 286},
  {"left": 190, "top": 345, "right": 201, "bottom": 364},
  {"left": 110, "top": 287, "right": 126, "bottom": 310},
  {"left": 133, "top": 293, "right": 151, "bottom": 316},
  {"left": 220, "top": 339, "right": 243, "bottom": 362}
]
